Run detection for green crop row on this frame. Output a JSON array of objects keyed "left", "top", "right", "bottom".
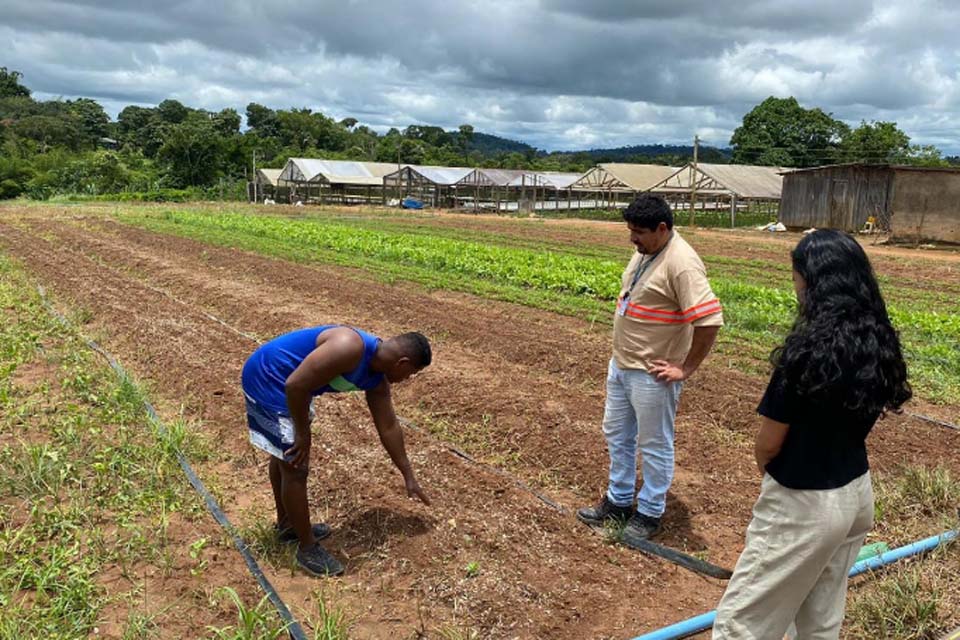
[
  {"left": 156, "top": 209, "right": 626, "bottom": 298},
  {"left": 124, "top": 210, "right": 960, "bottom": 404}
]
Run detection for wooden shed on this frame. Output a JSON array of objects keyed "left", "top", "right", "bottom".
[{"left": 780, "top": 164, "right": 960, "bottom": 243}]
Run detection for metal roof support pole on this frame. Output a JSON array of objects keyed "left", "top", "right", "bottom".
[{"left": 688, "top": 135, "right": 700, "bottom": 227}]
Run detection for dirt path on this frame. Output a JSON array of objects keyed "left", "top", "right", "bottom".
[{"left": 1, "top": 210, "right": 957, "bottom": 638}]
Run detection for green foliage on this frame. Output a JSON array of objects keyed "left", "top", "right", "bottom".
[
  {"left": 842, "top": 120, "right": 911, "bottom": 164},
  {"left": 0, "top": 67, "right": 954, "bottom": 203},
  {"left": 206, "top": 587, "right": 288, "bottom": 640},
  {"left": 158, "top": 120, "right": 227, "bottom": 187},
  {"left": 730, "top": 96, "right": 850, "bottom": 167},
  {"left": 158, "top": 210, "right": 625, "bottom": 297},
  {"left": 0, "top": 67, "right": 31, "bottom": 98}
]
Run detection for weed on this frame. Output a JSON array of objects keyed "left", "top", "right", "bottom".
[
  {"left": 874, "top": 465, "right": 960, "bottom": 527},
  {"left": 206, "top": 587, "right": 288, "bottom": 640},
  {"left": 309, "top": 591, "right": 351, "bottom": 640},
  {"left": 464, "top": 562, "right": 480, "bottom": 578},
  {"left": 847, "top": 562, "right": 946, "bottom": 639}
]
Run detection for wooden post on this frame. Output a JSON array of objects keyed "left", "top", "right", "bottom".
[
  {"left": 688, "top": 134, "right": 699, "bottom": 227},
  {"left": 730, "top": 194, "right": 737, "bottom": 228}
]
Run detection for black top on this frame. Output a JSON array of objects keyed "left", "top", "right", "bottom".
[{"left": 758, "top": 367, "right": 878, "bottom": 490}]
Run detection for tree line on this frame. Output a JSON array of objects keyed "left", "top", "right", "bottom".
[{"left": 0, "top": 67, "right": 954, "bottom": 201}]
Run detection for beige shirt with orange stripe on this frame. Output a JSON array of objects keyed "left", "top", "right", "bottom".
[{"left": 613, "top": 231, "right": 723, "bottom": 372}]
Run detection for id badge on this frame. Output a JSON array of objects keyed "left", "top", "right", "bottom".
[{"left": 617, "top": 295, "right": 628, "bottom": 316}]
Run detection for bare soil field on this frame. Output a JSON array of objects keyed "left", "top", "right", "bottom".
[{"left": 1, "top": 204, "right": 957, "bottom": 639}]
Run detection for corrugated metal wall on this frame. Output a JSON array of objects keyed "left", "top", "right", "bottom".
[{"left": 780, "top": 166, "right": 892, "bottom": 230}]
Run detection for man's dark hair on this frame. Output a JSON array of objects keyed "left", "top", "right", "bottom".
[
  {"left": 396, "top": 332, "right": 432, "bottom": 368},
  {"left": 622, "top": 194, "right": 673, "bottom": 230}
]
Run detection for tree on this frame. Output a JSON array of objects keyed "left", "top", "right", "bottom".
[
  {"left": 117, "top": 105, "right": 168, "bottom": 157},
  {"left": 12, "top": 115, "right": 83, "bottom": 152},
  {"left": 211, "top": 108, "right": 241, "bottom": 137},
  {"left": 842, "top": 121, "right": 910, "bottom": 163},
  {"left": 457, "top": 124, "right": 474, "bottom": 162},
  {"left": 157, "top": 120, "right": 224, "bottom": 187},
  {"left": 0, "top": 67, "right": 31, "bottom": 98},
  {"left": 899, "top": 145, "right": 950, "bottom": 167},
  {"left": 245, "top": 102, "right": 281, "bottom": 139},
  {"left": 730, "top": 96, "right": 849, "bottom": 167},
  {"left": 156, "top": 99, "right": 189, "bottom": 124},
  {"left": 67, "top": 98, "right": 110, "bottom": 146}
]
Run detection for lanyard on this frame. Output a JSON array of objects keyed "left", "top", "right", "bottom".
[{"left": 625, "top": 232, "right": 672, "bottom": 299}]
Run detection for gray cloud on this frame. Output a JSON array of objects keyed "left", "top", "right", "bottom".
[{"left": 2, "top": 0, "right": 958, "bottom": 152}]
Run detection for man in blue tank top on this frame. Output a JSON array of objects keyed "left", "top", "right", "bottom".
[{"left": 241, "top": 325, "right": 432, "bottom": 577}]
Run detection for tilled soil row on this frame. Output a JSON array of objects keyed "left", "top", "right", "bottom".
[
  {"left": 2, "top": 211, "right": 958, "bottom": 639},
  {"left": 1, "top": 216, "right": 735, "bottom": 638}
]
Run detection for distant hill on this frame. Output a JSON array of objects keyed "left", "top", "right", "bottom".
[
  {"left": 465, "top": 132, "right": 536, "bottom": 155},
  {"left": 460, "top": 133, "right": 731, "bottom": 164},
  {"left": 577, "top": 144, "right": 732, "bottom": 163}
]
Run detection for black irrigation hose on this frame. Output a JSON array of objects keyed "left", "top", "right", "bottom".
[
  {"left": 36, "top": 285, "right": 309, "bottom": 640},
  {"left": 907, "top": 411, "right": 960, "bottom": 431}
]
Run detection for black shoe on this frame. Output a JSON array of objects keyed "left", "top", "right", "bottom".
[
  {"left": 296, "top": 544, "right": 344, "bottom": 577},
  {"left": 576, "top": 496, "right": 634, "bottom": 525},
  {"left": 622, "top": 512, "right": 661, "bottom": 541},
  {"left": 277, "top": 523, "right": 332, "bottom": 544}
]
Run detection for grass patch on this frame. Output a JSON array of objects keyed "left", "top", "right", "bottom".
[
  {"left": 845, "top": 465, "right": 960, "bottom": 639},
  {"left": 874, "top": 465, "right": 960, "bottom": 534},
  {"left": 846, "top": 548, "right": 958, "bottom": 640},
  {"left": 0, "top": 253, "right": 294, "bottom": 638}
]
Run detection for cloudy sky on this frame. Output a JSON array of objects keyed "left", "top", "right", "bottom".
[{"left": 3, "top": 0, "right": 959, "bottom": 152}]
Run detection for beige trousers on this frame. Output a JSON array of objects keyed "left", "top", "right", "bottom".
[{"left": 713, "top": 472, "right": 873, "bottom": 640}]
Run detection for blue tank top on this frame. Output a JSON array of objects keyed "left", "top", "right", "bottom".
[{"left": 241, "top": 325, "right": 384, "bottom": 414}]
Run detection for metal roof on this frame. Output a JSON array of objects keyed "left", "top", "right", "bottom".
[
  {"left": 506, "top": 171, "right": 584, "bottom": 190},
  {"left": 255, "top": 168, "right": 284, "bottom": 186},
  {"left": 278, "top": 158, "right": 401, "bottom": 185},
  {"left": 570, "top": 163, "right": 680, "bottom": 191},
  {"left": 651, "top": 163, "right": 786, "bottom": 199},
  {"left": 780, "top": 163, "right": 960, "bottom": 175},
  {"left": 456, "top": 168, "right": 529, "bottom": 187},
  {"left": 383, "top": 165, "right": 474, "bottom": 186}
]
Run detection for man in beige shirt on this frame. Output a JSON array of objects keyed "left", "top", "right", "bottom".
[{"left": 578, "top": 194, "right": 723, "bottom": 540}]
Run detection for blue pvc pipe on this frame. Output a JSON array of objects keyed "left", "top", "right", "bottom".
[
  {"left": 849, "top": 530, "right": 957, "bottom": 577},
  {"left": 629, "top": 529, "right": 959, "bottom": 640}
]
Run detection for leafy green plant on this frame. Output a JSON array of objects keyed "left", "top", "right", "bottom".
[{"left": 464, "top": 562, "right": 480, "bottom": 578}]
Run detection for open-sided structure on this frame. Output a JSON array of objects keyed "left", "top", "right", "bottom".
[
  {"left": 650, "top": 163, "right": 786, "bottom": 224},
  {"left": 382, "top": 165, "right": 473, "bottom": 207},
  {"left": 249, "top": 168, "right": 291, "bottom": 202},
  {"left": 569, "top": 163, "right": 679, "bottom": 208},
  {"left": 277, "top": 159, "right": 401, "bottom": 204},
  {"left": 506, "top": 171, "right": 592, "bottom": 211}
]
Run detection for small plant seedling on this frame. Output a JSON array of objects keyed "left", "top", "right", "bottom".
[
  {"left": 465, "top": 561, "right": 480, "bottom": 578},
  {"left": 189, "top": 537, "right": 208, "bottom": 576}
]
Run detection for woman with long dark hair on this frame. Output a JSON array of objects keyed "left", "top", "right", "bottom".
[{"left": 713, "top": 230, "right": 911, "bottom": 639}]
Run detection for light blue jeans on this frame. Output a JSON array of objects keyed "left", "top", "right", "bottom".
[{"left": 603, "top": 358, "right": 682, "bottom": 518}]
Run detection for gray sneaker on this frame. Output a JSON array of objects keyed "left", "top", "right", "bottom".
[
  {"left": 277, "top": 523, "right": 332, "bottom": 544},
  {"left": 576, "top": 496, "right": 634, "bottom": 526},
  {"left": 296, "top": 544, "right": 344, "bottom": 577},
  {"left": 622, "top": 512, "right": 662, "bottom": 541}
]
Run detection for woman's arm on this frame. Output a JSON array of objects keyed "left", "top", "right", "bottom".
[{"left": 755, "top": 416, "right": 789, "bottom": 475}]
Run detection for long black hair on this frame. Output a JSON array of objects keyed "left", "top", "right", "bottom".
[{"left": 772, "top": 229, "right": 911, "bottom": 418}]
